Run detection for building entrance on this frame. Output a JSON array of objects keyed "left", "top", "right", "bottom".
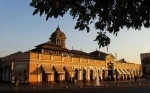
[
  {"left": 54, "top": 72, "right": 59, "bottom": 83},
  {"left": 65, "top": 72, "right": 70, "bottom": 82},
  {"left": 74, "top": 69, "right": 78, "bottom": 80},
  {"left": 42, "top": 71, "right": 48, "bottom": 83},
  {"left": 90, "top": 70, "right": 93, "bottom": 81},
  {"left": 82, "top": 70, "right": 86, "bottom": 82},
  {"left": 107, "top": 63, "right": 114, "bottom": 81}
]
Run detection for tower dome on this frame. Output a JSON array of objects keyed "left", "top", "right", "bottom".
[
  {"left": 50, "top": 26, "right": 66, "bottom": 39},
  {"left": 50, "top": 26, "right": 67, "bottom": 48}
]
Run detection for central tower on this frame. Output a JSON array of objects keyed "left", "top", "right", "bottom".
[{"left": 50, "top": 26, "right": 67, "bottom": 48}]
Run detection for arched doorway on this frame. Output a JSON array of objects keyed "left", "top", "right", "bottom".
[
  {"left": 42, "top": 69, "right": 48, "bottom": 83},
  {"left": 102, "top": 70, "right": 105, "bottom": 81},
  {"left": 133, "top": 71, "right": 136, "bottom": 77},
  {"left": 107, "top": 65, "right": 113, "bottom": 80},
  {"left": 54, "top": 72, "right": 59, "bottom": 83},
  {"left": 74, "top": 69, "right": 78, "bottom": 80},
  {"left": 90, "top": 70, "right": 93, "bottom": 81},
  {"left": 136, "top": 70, "right": 139, "bottom": 77},
  {"left": 82, "top": 69, "right": 86, "bottom": 80},
  {"left": 65, "top": 72, "right": 70, "bottom": 82}
]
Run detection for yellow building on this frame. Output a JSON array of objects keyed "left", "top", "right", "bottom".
[{"left": 0, "top": 26, "right": 142, "bottom": 84}]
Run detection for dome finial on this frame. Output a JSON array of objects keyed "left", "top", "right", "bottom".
[
  {"left": 56, "top": 21, "right": 60, "bottom": 31},
  {"left": 57, "top": 24, "right": 59, "bottom": 28}
]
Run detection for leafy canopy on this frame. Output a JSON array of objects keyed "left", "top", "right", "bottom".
[{"left": 30, "top": 0, "right": 150, "bottom": 48}]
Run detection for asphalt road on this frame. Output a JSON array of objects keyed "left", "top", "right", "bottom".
[
  {"left": 1, "top": 85, "right": 150, "bottom": 93},
  {"left": 1, "top": 79, "right": 150, "bottom": 93}
]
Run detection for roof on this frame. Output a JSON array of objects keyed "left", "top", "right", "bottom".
[
  {"left": 34, "top": 41, "right": 71, "bottom": 52},
  {"left": 89, "top": 50, "right": 108, "bottom": 60},
  {"left": 89, "top": 50, "right": 108, "bottom": 55},
  {"left": 106, "top": 53, "right": 116, "bottom": 58},
  {"left": 70, "top": 50, "right": 93, "bottom": 59},
  {"left": 71, "top": 50, "right": 90, "bottom": 56},
  {"left": 35, "top": 41, "right": 61, "bottom": 47}
]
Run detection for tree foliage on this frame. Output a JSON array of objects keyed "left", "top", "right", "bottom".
[{"left": 30, "top": 0, "right": 150, "bottom": 48}]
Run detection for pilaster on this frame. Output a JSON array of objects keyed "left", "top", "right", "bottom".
[
  {"left": 99, "top": 69, "right": 103, "bottom": 80},
  {"left": 79, "top": 58, "right": 81, "bottom": 63},
  {"left": 51, "top": 55, "right": 53, "bottom": 60},
  {"left": 93, "top": 69, "right": 96, "bottom": 80},
  {"left": 61, "top": 56, "right": 64, "bottom": 61},
  {"left": 86, "top": 68, "right": 90, "bottom": 81},
  {"left": 71, "top": 57, "right": 73, "bottom": 62},
  {"left": 78, "top": 68, "right": 82, "bottom": 81}
]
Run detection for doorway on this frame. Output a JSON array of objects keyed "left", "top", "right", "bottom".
[
  {"left": 82, "top": 70, "right": 86, "bottom": 81},
  {"left": 90, "top": 70, "right": 93, "bottom": 81},
  {"left": 65, "top": 72, "right": 70, "bottom": 82},
  {"left": 74, "top": 69, "right": 78, "bottom": 80},
  {"left": 42, "top": 71, "right": 48, "bottom": 83},
  {"left": 107, "top": 64, "right": 113, "bottom": 80},
  {"left": 54, "top": 72, "right": 59, "bottom": 83}
]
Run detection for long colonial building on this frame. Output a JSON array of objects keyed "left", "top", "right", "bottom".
[{"left": 0, "top": 26, "right": 142, "bottom": 84}]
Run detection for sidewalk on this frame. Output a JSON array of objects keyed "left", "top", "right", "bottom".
[{"left": 0, "top": 79, "right": 149, "bottom": 90}]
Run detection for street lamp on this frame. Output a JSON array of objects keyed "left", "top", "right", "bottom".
[{"left": 10, "top": 62, "right": 14, "bottom": 90}]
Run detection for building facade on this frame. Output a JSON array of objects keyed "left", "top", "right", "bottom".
[
  {"left": 140, "top": 52, "right": 150, "bottom": 77},
  {"left": 0, "top": 27, "right": 142, "bottom": 84}
]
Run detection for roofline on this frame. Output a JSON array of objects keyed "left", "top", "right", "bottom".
[{"left": 140, "top": 52, "right": 150, "bottom": 54}]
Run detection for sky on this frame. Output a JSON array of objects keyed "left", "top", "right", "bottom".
[{"left": 0, "top": 0, "right": 150, "bottom": 64}]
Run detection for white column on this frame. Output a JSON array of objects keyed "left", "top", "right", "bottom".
[
  {"left": 51, "top": 74, "right": 54, "bottom": 81},
  {"left": 62, "top": 74, "right": 65, "bottom": 81},
  {"left": 99, "top": 69, "right": 103, "bottom": 80},
  {"left": 71, "top": 57, "right": 73, "bottom": 62},
  {"left": 78, "top": 70, "right": 82, "bottom": 81},
  {"left": 48, "top": 74, "right": 51, "bottom": 82},
  {"left": 51, "top": 55, "right": 53, "bottom": 60},
  {"left": 37, "top": 65, "right": 41, "bottom": 82},
  {"left": 93, "top": 69, "right": 96, "bottom": 80}
]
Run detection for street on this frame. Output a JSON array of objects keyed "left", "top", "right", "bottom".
[
  {"left": 0, "top": 79, "right": 150, "bottom": 93},
  {"left": 0, "top": 85, "right": 150, "bottom": 93}
]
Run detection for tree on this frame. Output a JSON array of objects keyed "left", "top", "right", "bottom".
[{"left": 30, "top": 0, "right": 150, "bottom": 48}]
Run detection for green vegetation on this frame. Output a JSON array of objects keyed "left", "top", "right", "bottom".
[{"left": 30, "top": 0, "right": 150, "bottom": 48}]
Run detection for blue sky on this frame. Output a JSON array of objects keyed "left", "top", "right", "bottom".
[{"left": 0, "top": 0, "right": 150, "bottom": 64}]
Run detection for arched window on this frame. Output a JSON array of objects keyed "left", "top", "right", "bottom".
[{"left": 108, "top": 65, "right": 112, "bottom": 70}]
